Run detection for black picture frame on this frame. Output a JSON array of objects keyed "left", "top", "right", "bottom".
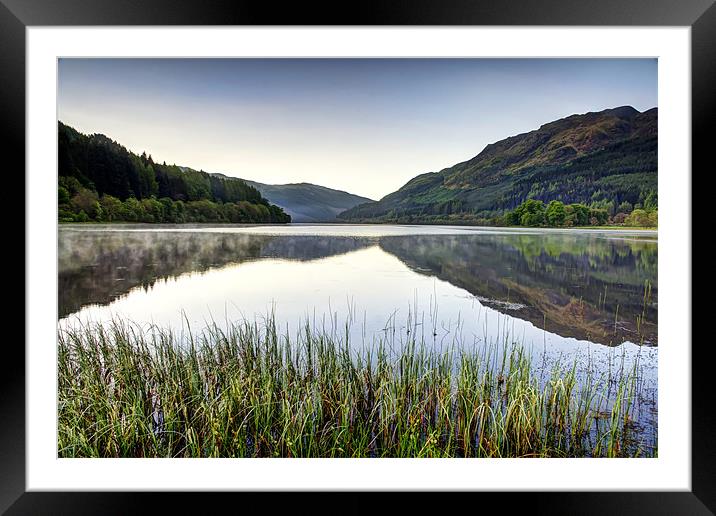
[{"left": 5, "top": 0, "right": 710, "bottom": 513}]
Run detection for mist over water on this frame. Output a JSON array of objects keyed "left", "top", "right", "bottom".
[{"left": 58, "top": 224, "right": 657, "bottom": 346}]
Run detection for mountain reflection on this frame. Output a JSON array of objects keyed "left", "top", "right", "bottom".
[
  {"left": 379, "top": 233, "right": 657, "bottom": 346},
  {"left": 59, "top": 229, "right": 657, "bottom": 346},
  {"left": 58, "top": 230, "right": 373, "bottom": 318}
]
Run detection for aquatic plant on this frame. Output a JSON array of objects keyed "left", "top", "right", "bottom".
[{"left": 58, "top": 316, "right": 656, "bottom": 458}]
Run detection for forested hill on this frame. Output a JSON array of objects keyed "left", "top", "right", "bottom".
[
  {"left": 58, "top": 122, "right": 290, "bottom": 223},
  {"left": 338, "top": 106, "right": 657, "bottom": 224}
]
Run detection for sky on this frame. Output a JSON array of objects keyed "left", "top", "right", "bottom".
[{"left": 58, "top": 58, "right": 657, "bottom": 200}]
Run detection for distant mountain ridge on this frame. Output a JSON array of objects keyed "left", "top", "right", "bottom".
[
  {"left": 339, "top": 106, "right": 657, "bottom": 222},
  {"left": 210, "top": 174, "right": 374, "bottom": 222}
]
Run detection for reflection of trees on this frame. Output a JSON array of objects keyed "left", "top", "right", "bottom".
[
  {"left": 379, "top": 234, "right": 657, "bottom": 346},
  {"left": 58, "top": 230, "right": 372, "bottom": 317},
  {"left": 59, "top": 229, "right": 658, "bottom": 347}
]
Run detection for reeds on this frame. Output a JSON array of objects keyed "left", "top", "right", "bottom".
[{"left": 58, "top": 316, "right": 655, "bottom": 458}]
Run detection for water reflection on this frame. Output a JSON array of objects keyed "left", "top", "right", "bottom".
[
  {"left": 380, "top": 233, "right": 657, "bottom": 346},
  {"left": 59, "top": 230, "right": 372, "bottom": 318},
  {"left": 59, "top": 226, "right": 657, "bottom": 347}
]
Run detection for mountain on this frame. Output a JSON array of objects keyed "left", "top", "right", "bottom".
[
  {"left": 338, "top": 106, "right": 657, "bottom": 223},
  {"left": 212, "top": 176, "right": 374, "bottom": 222},
  {"left": 58, "top": 122, "right": 290, "bottom": 223}
]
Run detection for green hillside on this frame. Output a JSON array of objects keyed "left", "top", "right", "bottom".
[
  {"left": 58, "top": 122, "right": 290, "bottom": 223},
  {"left": 339, "top": 106, "right": 657, "bottom": 223}
]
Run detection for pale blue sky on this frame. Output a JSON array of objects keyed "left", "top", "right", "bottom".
[{"left": 58, "top": 58, "right": 657, "bottom": 200}]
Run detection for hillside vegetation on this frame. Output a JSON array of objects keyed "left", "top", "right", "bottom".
[
  {"left": 339, "top": 106, "right": 657, "bottom": 225},
  {"left": 58, "top": 122, "right": 290, "bottom": 223}
]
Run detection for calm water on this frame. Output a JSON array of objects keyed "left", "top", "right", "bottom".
[
  {"left": 58, "top": 223, "right": 658, "bottom": 444},
  {"left": 58, "top": 224, "right": 657, "bottom": 344}
]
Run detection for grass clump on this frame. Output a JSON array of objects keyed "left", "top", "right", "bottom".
[{"left": 58, "top": 316, "right": 655, "bottom": 458}]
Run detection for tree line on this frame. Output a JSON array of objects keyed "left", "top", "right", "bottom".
[
  {"left": 58, "top": 122, "right": 290, "bottom": 223},
  {"left": 501, "top": 197, "right": 657, "bottom": 228},
  {"left": 343, "top": 192, "right": 658, "bottom": 228}
]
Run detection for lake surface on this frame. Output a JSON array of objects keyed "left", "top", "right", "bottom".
[
  {"left": 58, "top": 223, "right": 657, "bottom": 344},
  {"left": 58, "top": 224, "right": 658, "bottom": 447}
]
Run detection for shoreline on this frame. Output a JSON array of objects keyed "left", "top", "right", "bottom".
[{"left": 58, "top": 221, "right": 658, "bottom": 234}]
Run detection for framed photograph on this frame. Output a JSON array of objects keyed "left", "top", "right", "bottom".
[{"left": 7, "top": 0, "right": 711, "bottom": 513}]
